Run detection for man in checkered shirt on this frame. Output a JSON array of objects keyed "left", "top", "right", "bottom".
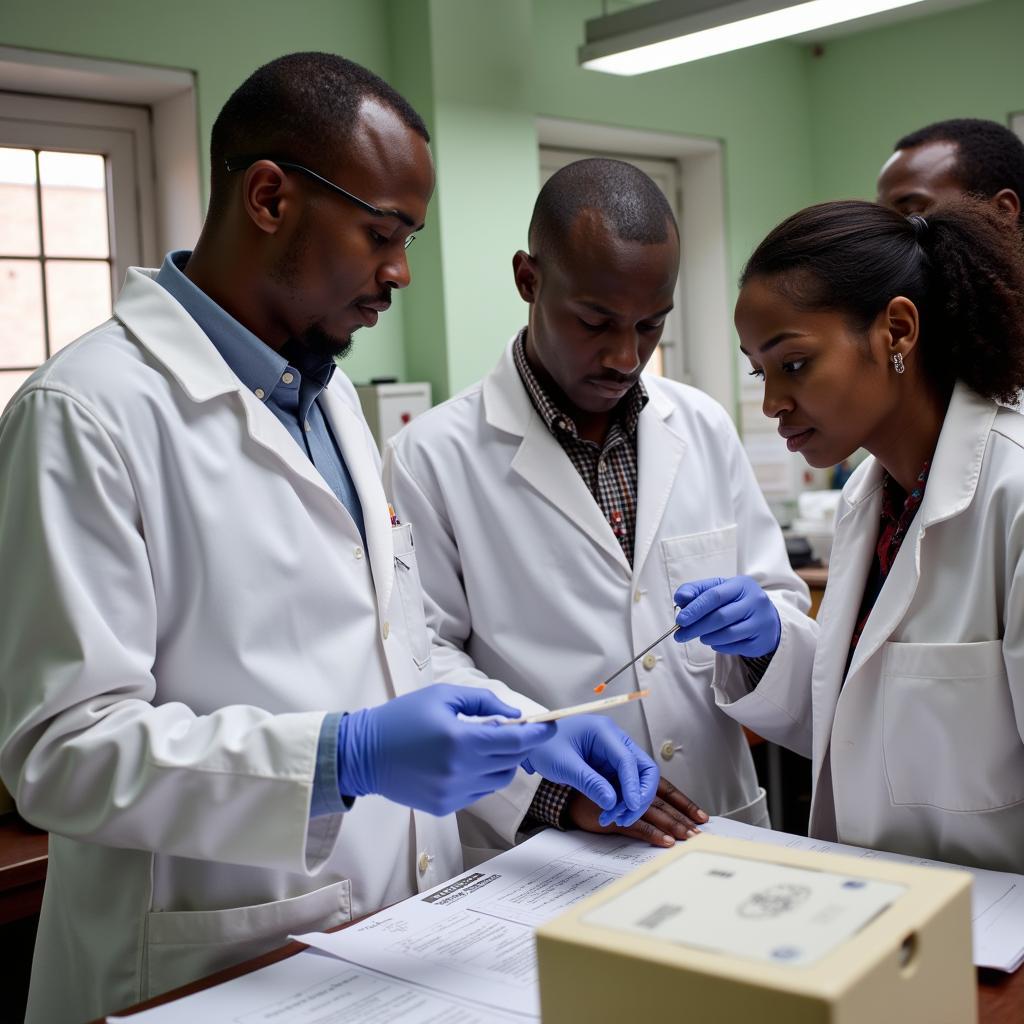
[{"left": 384, "top": 159, "right": 815, "bottom": 858}]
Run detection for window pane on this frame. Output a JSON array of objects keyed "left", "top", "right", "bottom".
[
  {"left": 0, "top": 148, "right": 40, "bottom": 256},
  {"left": 0, "top": 369, "right": 32, "bottom": 414},
  {"left": 39, "top": 151, "right": 109, "bottom": 258},
  {"left": 45, "top": 260, "right": 112, "bottom": 351},
  {"left": 0, "top": 259, "right": 46, "bottom": 365}
]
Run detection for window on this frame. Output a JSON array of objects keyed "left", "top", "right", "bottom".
[
  {"left": 0, "top": 147, "right": 115, "bottom": 408},
  {"left": 0, "top": 91, "right": 156, "bottom": 411}
]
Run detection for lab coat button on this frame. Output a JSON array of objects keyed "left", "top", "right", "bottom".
[
  {"left": 382, "top": 622, "right": 390, "bottom": 640},
  {"left": 304, "top": 420, "right": 311, "bottom": 432},
  {"left": 642, "top": 653, "right": 657, "bottom": 670},
  {"left": 660, "top": 740, "right": 675, "bottom": 761},
  {"left": 634, "top": 589, "right": 643, "bottom": 603},
  {"left": 354, "top": 546, "right": 363, "bottom": 560},
  {"left": 417, "top": 852, "right": 430, "bottom": 875},
  {"left": 254, "top": 387, "right": 266, "bottom": 400},
  {"left": 281, "top": 371, "right": 294, "bottom": 384}
]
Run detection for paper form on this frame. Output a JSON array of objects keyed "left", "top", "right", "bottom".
[
  {"left": 106, "top": 950, "right": 525, "bottom": 1023},
  {"left": 704, "top": 816, "right": 1024, "bottom": 972},
  {"left": 294, "top": 829, "right": 667, "bottom": 1018},
  {"left": 108, "top": 823, "right": 1023, "bottom": 1023}
]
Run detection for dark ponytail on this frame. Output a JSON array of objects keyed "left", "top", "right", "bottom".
[{"left": 740, "top": 198, "right": 1024, "bottom": 405}]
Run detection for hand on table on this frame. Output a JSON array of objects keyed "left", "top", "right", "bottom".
[
  {"left": 521, "top": 714, "right": 658, "bottom": 827},
  {"left": 567, "top": 777, "right": 708, "bottom": 848},
  {"left": 673, "top": 575, "right": 780, "bottom": 657}
]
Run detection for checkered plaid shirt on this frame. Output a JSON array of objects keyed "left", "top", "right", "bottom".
[
  {"left": 513, "top": 330, "right": 775, "bottom": 829},
  {"left": 516, "top": 329, "right": 647, "bottom": 830},
  {"left": 512, "top": 330, "right": 647, "bottom": 565}
]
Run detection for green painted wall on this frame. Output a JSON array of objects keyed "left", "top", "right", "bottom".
[
  {"left": 0, "top": 0, "right": 409, "bottom": 386},
  {"left": 420, "top": 0, "right": 540, "bottom": 396},
  {"left": 388, "top": 0, "right": 449, "bottom": 401},
  {"left": 807, "top": 0, "right": 1024, "bottom": 203},
  {"left": 532, "top": 0, "right": 815, "bottom": 320},
  {"left": 6, "top": 0, "right": 1022, "bottom": 401},
  {"left": 385, "top": 0, "right": 540, "bottom": 403}
]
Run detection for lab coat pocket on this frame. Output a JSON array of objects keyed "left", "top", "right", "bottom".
[
  {"left": 392, "top": 522, "right": 431, "bottom": 670},
  {"left": 143, "top": 878, "right": 351, "bottom": 1001},
  {"left": 661, "top": 525, "right": 738, "bottom": 668},
  {"left": 881, "top": 640, "right": 1024, "bottom": 812}
]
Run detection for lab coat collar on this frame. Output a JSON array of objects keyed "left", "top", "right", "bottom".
[
  {"left": 633, "top": 379, "right": 687, "bottom": 578},
  {"left": 115, "top": 268, "right": 379, "bottom": 589},
  {"left": 318, "top": 385, "right": 395, "bottom": 616},
  {"left": 482, "top": 337, "right": 685, "bottom": 579},
  {"left": 838, "top": 380, "right": 997, "bottom": 689},
  {"left": 482, "top": 336, "right": 631, "bottom": 574},
  {"left": 115, "top": 268, "right": 246, "bottom": 404}
]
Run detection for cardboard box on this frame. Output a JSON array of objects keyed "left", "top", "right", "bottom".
[{"left": 536, "top": 833, "right": 975, "bottom": 1024}]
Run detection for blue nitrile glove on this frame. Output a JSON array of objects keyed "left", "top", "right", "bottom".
[
  {"left": 673, "top": 576, "right": 781, "bottom": 657},
  {"left": 338, "top": 684, "right": 556, "bottom": 817},
  {"left": 520, "top": 715, "right": 659, "bottom": 829}
]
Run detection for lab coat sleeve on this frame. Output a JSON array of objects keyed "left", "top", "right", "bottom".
[
  {"left": 1003, "top": 499, "right": 1024, "bottom": 747},
  {"left": 0, "top": 389, "right": 339, "bottom": 876},
  {"left": 383, "top": 436, "right": 546, "bottom": 846},
  {"left": 707, "top": 409, "right": 817, "bottom": 758}
]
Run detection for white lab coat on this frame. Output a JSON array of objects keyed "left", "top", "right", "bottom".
[
  {"left": 384, "top": 338, "right": 816, "bottom": 845},
  {"left": 717, "top": 382, "right": 1024, "bottom": 873},
  {"left": 0, "top": 270, "right": 528, "bottom": 1023}
]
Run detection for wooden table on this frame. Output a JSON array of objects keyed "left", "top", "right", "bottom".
[
  {"left": 95, "top": 924, "right": 1024, "bottom": 1022},
  {"left": 0, "top": 813, "right": 47, "bottom": 926},
  {"left": 796, "top": 564, "right": 829, "bottom": 618}
]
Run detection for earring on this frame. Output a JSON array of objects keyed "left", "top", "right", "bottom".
[{"left": 892, "top": 352, "right": 905, "bottom": 375}]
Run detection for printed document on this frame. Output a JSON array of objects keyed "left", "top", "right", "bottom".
[
  {"left": 111, "top": 819, "right": 1024, "bottom": 1022},
  {"left": 107, "top": 949, "right": 526, "bottom": 1023},
  {"left": 295, "top": 829, "right": 664, "bottom": 1018}
]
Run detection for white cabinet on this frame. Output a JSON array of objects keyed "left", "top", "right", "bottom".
[{"left": 355, "top": 381, "right": 432, "bottom": 450}]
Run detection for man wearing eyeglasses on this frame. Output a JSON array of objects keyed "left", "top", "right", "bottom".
[{"left": 0, "top": 53, "right": 658, "bottom": 1024}]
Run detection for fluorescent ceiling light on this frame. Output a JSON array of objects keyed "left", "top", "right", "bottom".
[{"left": 579, "top": 0, "right": 932, "bottom": 75}]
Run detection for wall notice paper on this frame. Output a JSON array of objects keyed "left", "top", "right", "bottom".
[
  {"left": 704, "top": 817, "right": 1024, "bottom": 973},
  {"left": 106, "top": 949, "right": 526, "bottom": 1023},
  {"left": 294, "top": 829, "right": 665, "bottom": 1019}
]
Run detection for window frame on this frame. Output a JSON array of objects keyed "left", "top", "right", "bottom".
[{"left": 0, "top": 92, "right": 156, "bottom": 400}]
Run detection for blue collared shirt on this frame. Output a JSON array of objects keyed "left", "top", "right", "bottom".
[{"left": 156, "top": 251, "right": 354, "bottom": 817}]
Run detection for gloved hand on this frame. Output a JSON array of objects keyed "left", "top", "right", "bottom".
[
  {"left": 338, "top": 684, "right": 556, "bottom": 816},
  {"left": 673, "top": 576, "right": 781, "bottom": 657},
  {"left": 521, "top": 715, "right": 659, "bottom": 828}
]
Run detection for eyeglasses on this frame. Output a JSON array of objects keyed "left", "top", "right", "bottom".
[{"left": 224, "top": 156, "right": 417, "bottom": 248}]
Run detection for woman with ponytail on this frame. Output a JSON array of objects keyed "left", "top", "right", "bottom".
[{"left": 675, "top": 197, "right": 1024, "bottom": 872}]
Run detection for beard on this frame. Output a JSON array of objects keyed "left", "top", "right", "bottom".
[{"left": 290, "top": 321, "right": 354, "bottom": 362}]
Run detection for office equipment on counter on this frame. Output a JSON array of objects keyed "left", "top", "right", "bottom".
[
  {"left": 791, "top": 488, "right": 842, "bottom": 567},
  {"left": 355, "top": 381, "right": 431, "bottom": 449},
  {"left": 536, "top": 832, "right": 976, "bottom": 1024}
]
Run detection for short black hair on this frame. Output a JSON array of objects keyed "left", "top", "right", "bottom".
[
  {"left": 528, "top": 158, "right": 677, "bottom": 256},
  {"left": 741, "top": 198, "right": 1024, "bottom": 406},
  {"left": 208, "top": 51, "right": 429, "bottom": 213},
  {"left": 895, "top": 118, "right": 1024, "bottom": 222}
]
